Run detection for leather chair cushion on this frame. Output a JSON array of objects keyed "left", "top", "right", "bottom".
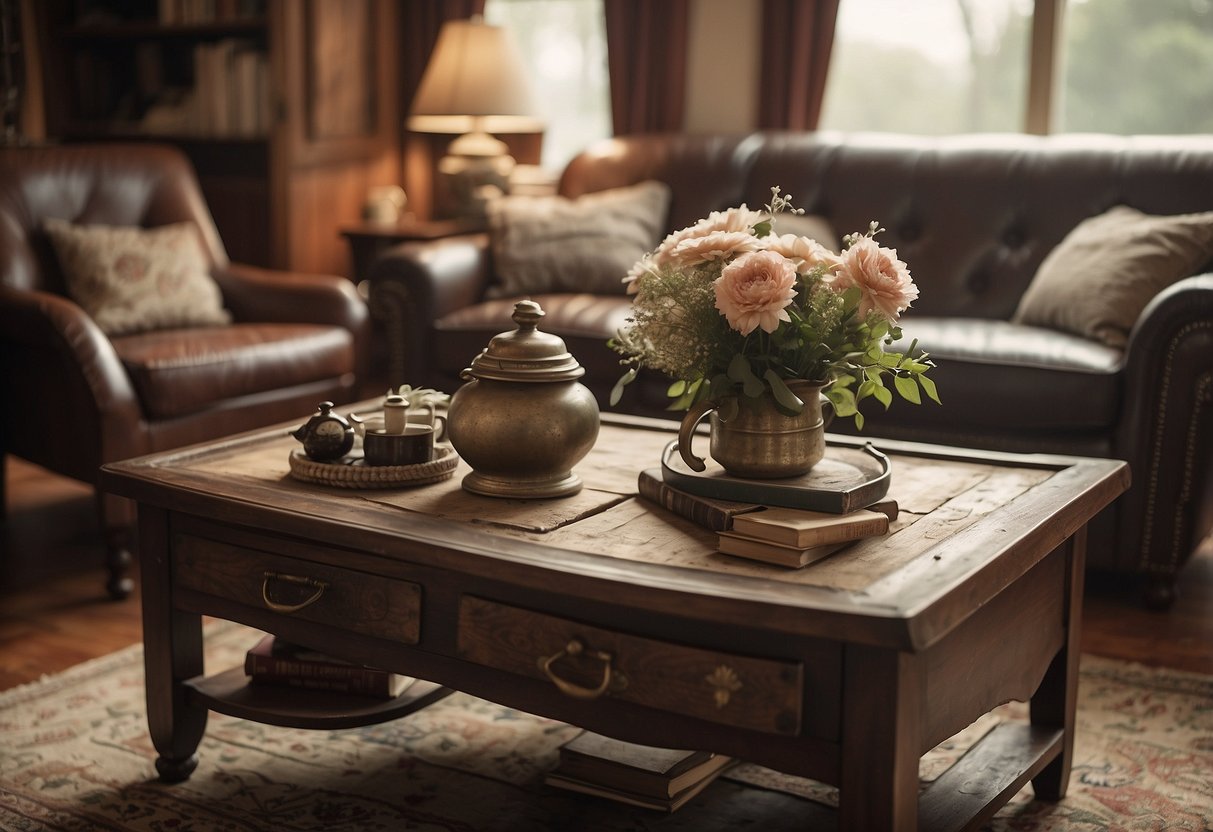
[
  {"left": 113, "top": 323, "right": 354, "bottom": 419},
  {"left": 893, "top": 317, "right": 1123, "bottom": 432}
]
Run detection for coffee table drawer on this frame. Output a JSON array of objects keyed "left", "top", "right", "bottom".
[
  {"left": 174, "top": 534, "right": 421, "bottom": 643},
  {"left": 457, "top": 596, "right": 802, "bottom": 735}
]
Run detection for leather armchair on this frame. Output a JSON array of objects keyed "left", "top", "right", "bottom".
[{"left": 0, "top": 143, "right": 370, "bottom": 599}]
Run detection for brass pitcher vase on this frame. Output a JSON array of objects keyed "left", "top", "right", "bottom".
[{"left": 676, "top": 380, "right": 834, "bottom": 478}]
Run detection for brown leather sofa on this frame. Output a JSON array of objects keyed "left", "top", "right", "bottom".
[
  {"left": 369, "top": 131, "right": 1213, "bottom": 607},
  {"left": 0, "top": 143, "right": 369, "bottom": 598}
]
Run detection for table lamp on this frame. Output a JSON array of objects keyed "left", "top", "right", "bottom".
[{"left": 408, "top": 16, "right": 542, "bottom": 218}]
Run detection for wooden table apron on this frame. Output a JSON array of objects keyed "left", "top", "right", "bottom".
[{"left": 102, "top": 414, "right": 1128, "bottom": 832}]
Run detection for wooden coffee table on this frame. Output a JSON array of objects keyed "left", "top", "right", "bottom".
[{"left": 102, "top": 410, "right": 1127, "bottom": 831}]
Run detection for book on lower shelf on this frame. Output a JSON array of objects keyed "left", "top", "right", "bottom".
[
  {"left": 244, "top": 634, "right": 413, "bottom": 699},
  {"left": 544, "top": 731, "right": 733, "bottom": 811}
]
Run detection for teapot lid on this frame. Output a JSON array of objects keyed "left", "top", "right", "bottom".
[{"left": 465, "top": 300, "right": 585, "bottom": 383}]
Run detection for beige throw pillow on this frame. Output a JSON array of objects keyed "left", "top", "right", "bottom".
[
  {"left": 487, "top": 180, "right": 671, "bottom": 296},
  {"left": 44, "top": 219, "right": 230, "bottom": 336},
  {"left": 1012, "top": 206, "right": 1213, "bottom": 348}
]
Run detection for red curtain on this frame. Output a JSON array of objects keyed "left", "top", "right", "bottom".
[
  {"left": 758, "top": 0, "right": 840, "bottom": 130},
  {"left": 603, "top": 0, "right": 689, "bottom": 135}
]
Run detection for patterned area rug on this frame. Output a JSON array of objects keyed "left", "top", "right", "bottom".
[{"left": 2, "top": 621, "right": 1211, "bottom": 831}]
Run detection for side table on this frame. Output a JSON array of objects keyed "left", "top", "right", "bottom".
[{"left": 340, "top": 216, "right": 485, "bottom": 391}]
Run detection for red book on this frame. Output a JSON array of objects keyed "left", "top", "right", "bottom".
[{"left": 243, "top": 635, "right": 412, "bottom": 698}]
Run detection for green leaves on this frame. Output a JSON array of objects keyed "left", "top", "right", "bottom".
[
  {"left": 727, "top": 354, "right": 765, "bottom": 398},
  {"left": 919, "top": 373, "right": 941, "bottom": 404},
  {"left": 764, "top": 370, "right": 805, "bottom": 413},
  {"left": 609, "top": 367, "right": 637, "bottom": 406},
  {"left": 894, "top": 373, "right": 921, "bottom": 404}
]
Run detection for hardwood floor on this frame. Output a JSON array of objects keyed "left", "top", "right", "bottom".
[{"left": 2, "top": 456, "right": 1212, "bottom": 691}]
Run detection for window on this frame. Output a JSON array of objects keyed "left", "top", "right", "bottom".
[
  {"left": 484, "top": 0, "right": 612, "bottom": 172},
  {"left": 820, "top": 0, "right": 1213, "bottom": 135},
  {"left": 1061, "top": 0, "right": 1213, "bottom": 133}
]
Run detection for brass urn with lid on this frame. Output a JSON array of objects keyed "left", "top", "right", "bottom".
[{"left": 446, "top": 300, "right": 600, "bottom": 498}]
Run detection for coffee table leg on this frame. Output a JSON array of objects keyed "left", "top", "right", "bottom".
[
  {"left": 1029, "top": 528, "right": 1087, "bottom": 800},
  {"left": 840, "top": 644, "right": 924, "bottom": 831},
  {"left": 138, "top": 506, "right": 207, "bottom": 783}
]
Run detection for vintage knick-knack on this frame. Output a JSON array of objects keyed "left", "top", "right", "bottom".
[
  {"left": 446, "top": 300, "right": 600, "bottom": 498},
  {"left": 291, "top": 401, "right": 356, "bottom": 461}
]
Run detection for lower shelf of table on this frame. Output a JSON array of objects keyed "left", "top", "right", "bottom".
[
  {"left": 185, "top": 666, "right": 453, "bottom": 729},
  {"left": 918, "top": 722, "right": 1064, "bottom": 832}
]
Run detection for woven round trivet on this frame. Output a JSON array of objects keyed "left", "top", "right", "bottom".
[{"left": 288, "top": 446, "right": 457, "bottom": 488}]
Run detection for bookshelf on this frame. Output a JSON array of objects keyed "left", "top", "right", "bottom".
[{"left": 31, "top": 0, "right": 402, "bottom": 274}]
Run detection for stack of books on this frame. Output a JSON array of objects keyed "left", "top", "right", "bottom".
[
  {"left": 545, "top": 731, "right": 733, "bottom": 812},
  {"left": 244, "top": 634, "right": 413, "bottom": 699},
  {"left": 637, "top": 467, "right": 897, "bottom": 568}
]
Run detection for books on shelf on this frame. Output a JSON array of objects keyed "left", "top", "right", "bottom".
[
  {"left": 637, "top": 467, "right": 759, "bottom": 532},
  {"left": 544, "top": 731, "right": 733, "bottom": 812},
  {"left": 244, "top": 634, "right": 412, "bottom": 698}
]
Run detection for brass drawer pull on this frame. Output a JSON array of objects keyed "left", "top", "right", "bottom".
[
  {"left": 261, "top": 571, "right": 329, "bottom": 613},
  {"left": 538, "top": 638, "right": 625, "bottom": 700}
]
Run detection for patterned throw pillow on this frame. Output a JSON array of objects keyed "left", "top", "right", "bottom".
[
  {"left": 486, "top": 180, "right": 672, "bottom": 296},
  {"left": 44, "top": 219, "right": 231, "bottom": 336}
]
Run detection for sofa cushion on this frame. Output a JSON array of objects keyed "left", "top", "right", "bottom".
[
  {"left": 890, "top": 317, "right": 1123, "bottom": 433},
  {"left": 112, "top": 323, "right": 354, "bottom": 419},
  {"left": 44, "top": 219, "right": 231, "bottom": 336},
  {"left": 1012, "top": 206, "right": 1213, "bottom": 348},
  {"left": 486, "top": 181, "right": 671, "bottom": 296}
]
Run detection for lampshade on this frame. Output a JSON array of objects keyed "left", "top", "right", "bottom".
[{"left": 408, "top": 16, "right": 542, "bottom": 136}]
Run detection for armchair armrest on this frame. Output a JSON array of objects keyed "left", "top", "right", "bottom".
[
  {"left": 1116, "top": 273, "right": 1213, "bottom": 580},
  {"left": 213, "top": 262, "right": 369, "bottom": 331},
  {"left": 0, "top": 286, "right": 145, "bottom": 476},
  {"left": 212, "top": 262, "right": 371, "bottom": 381},
  {"left": 366, "top": 233, "right": 493, "bottom": 387}
]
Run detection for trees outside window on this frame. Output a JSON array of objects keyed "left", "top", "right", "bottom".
[{"left": 821, "top": 0, "right": 1213, "bottom": 135}]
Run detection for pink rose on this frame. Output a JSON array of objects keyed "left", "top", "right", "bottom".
[
  {"left": 761, "top": 233, "right": 842, "bottom": 275},
  {"left": 831, "top": 237, "right": 919, "bottom": 320},
  {"left": 668, "top": 231, "right": 760, "bottom": 267},
  {"left": 714, "top": 250, "right": 798, "bottom": 335},
  {"left": 653, "top": 206, "right": 766, "bottom": 264}
]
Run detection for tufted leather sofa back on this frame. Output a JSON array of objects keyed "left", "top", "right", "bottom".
[
  {"left": 560, "top": 131, "right": 1213, "bottom": 321},
  {"left": 0, "top": 143, "right": 229, "bottom": 296}
]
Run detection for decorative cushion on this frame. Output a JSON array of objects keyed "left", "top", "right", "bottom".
[
  {"left": 486, "top": 180, "right": 671, "bottom": 296},
  {"left": 1012, "top": 206, "right": 1213, "bottom": 348},
  {"left": 44, "top": 219, "right": 231, "bottom": 336}
]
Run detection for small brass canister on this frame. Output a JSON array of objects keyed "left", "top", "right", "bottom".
[{"left": 446, "top": 300, "right": 600, "bottom": 498}]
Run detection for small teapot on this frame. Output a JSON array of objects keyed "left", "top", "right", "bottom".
[{"left": 291, "top": 401, "right": 356, "bottom": 461}]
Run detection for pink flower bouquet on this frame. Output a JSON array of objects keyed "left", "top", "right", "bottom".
[{"left": 610, "top": 189, "right": 939, "bottom": 428}]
